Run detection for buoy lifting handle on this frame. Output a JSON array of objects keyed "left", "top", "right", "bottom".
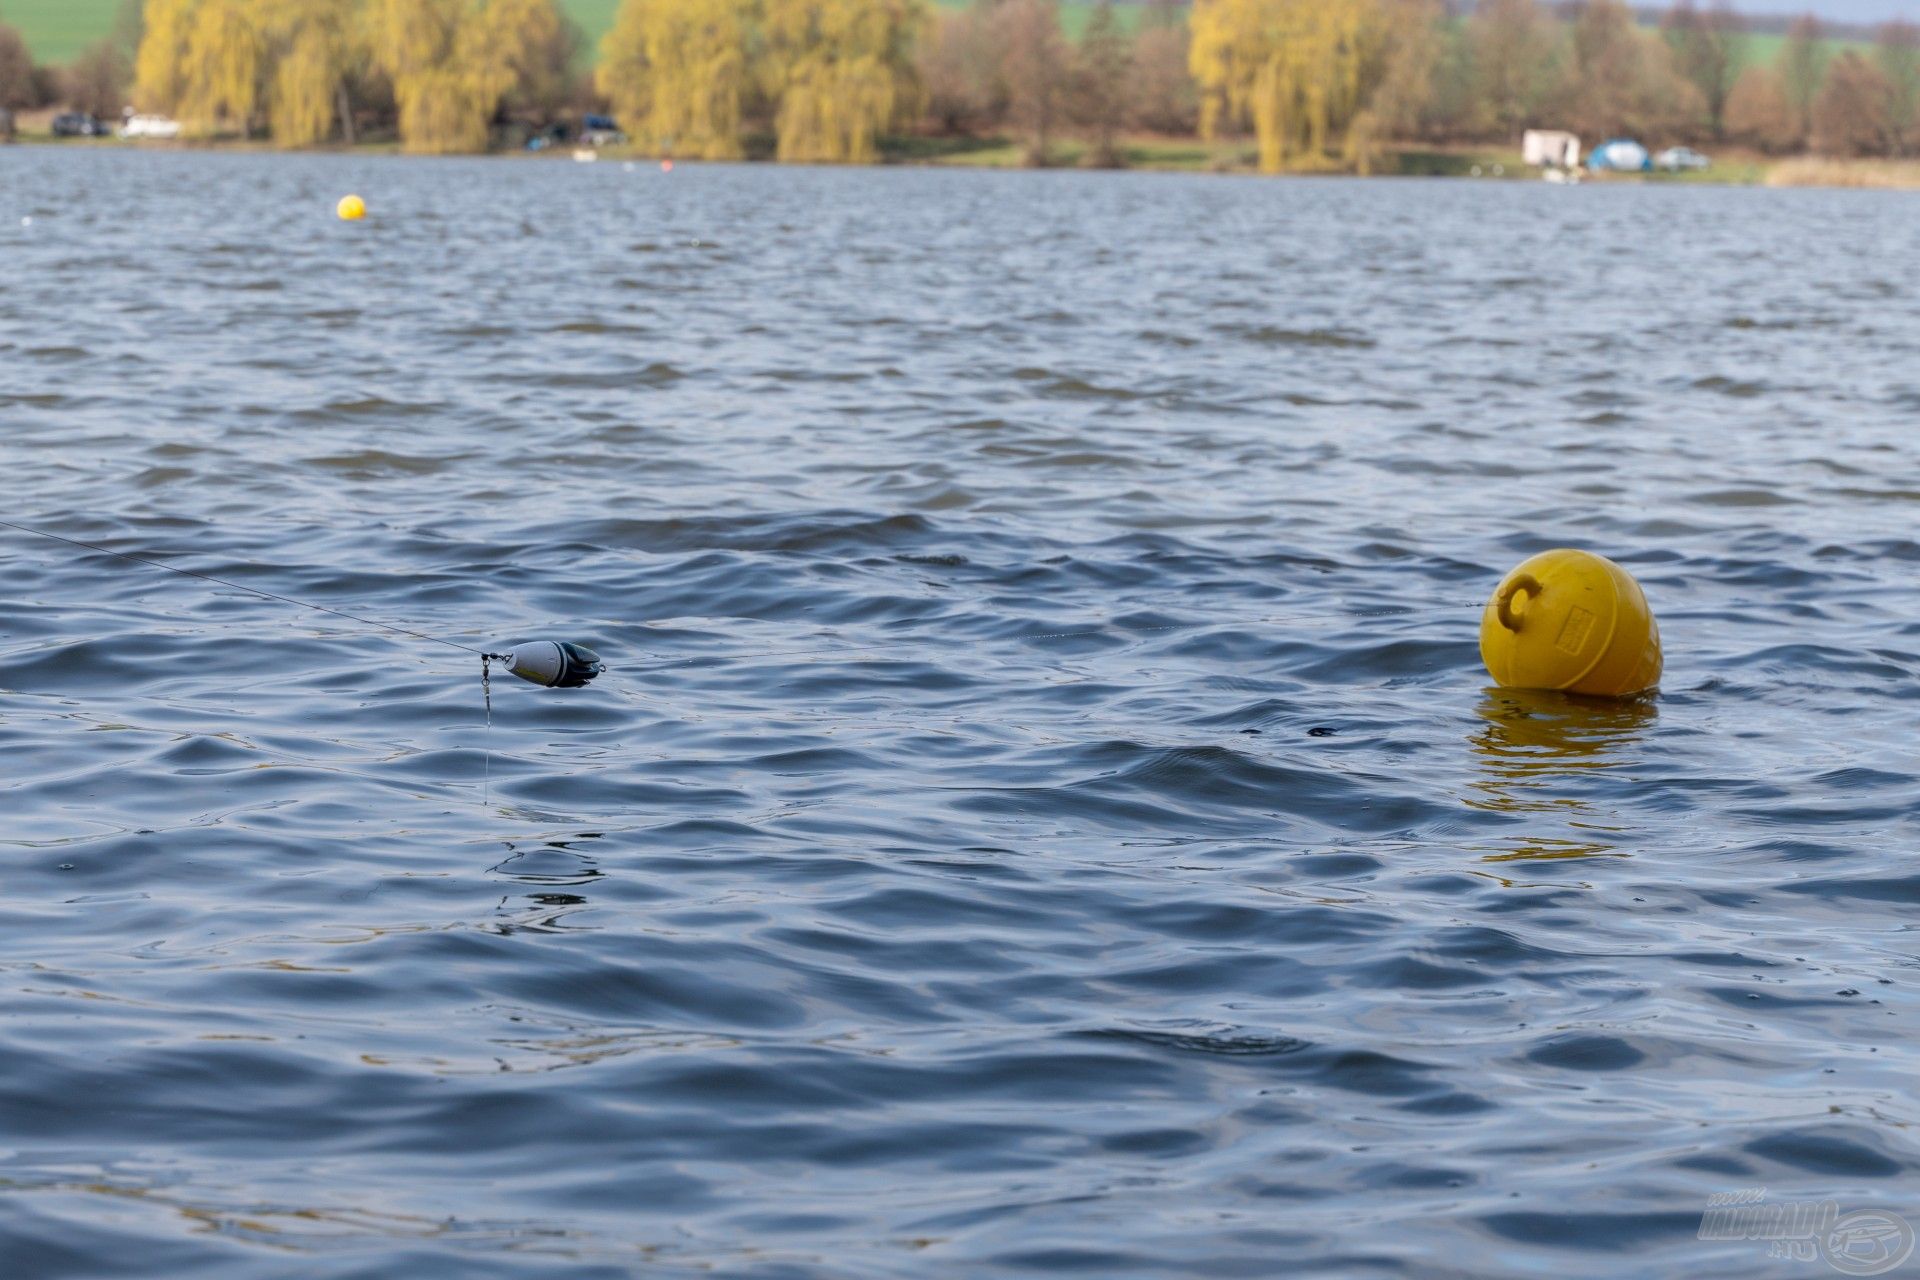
[{"left": 1496, "top": 573, "right": 1541, "bottom": 633}]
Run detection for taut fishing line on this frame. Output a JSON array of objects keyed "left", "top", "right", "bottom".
[
  {"left": 0, "top": 517, "right": 602, "bottom": 684},
  {"left": 1, "top": 517, "right": 603, "bottom": 806},
  {"left": 3, "top": 514, "right": 1468, "bottom": 670},
  {"left": 0, "top": 517, "right": 497, "bottom": 657},
  {"left": 2, "top": 516, "right": 1505, "bottom": 808}
]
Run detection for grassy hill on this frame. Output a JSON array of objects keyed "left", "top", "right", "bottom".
[
  {"left": 3, "top": 0, "right": 121, "bottom": 64},
  {"left": 0, "top": 0, "right": 1870, "bottom": 73}
]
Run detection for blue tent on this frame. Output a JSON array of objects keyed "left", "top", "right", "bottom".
[{"left": 1588, "top": 139, "right": 1651, "bottom": 172}]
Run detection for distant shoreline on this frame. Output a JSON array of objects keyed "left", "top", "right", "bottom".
[{"left": 7, "top": 132, "right": 1917, "bottom": 190}]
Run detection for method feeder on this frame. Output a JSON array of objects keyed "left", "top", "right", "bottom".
[{"left": 492, "top": 641, "right": 605, "bottom": 688}]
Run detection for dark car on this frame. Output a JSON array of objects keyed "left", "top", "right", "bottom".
[{"left": 51, "top": 112, "right": 108, "bottom": 137}]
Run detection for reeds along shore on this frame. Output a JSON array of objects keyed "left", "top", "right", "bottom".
[
  {"left": 1764, "top": 158, "right": 1920, "bottom": 187},
  {"left": 2, "top": 0, "right": 1919, "bottom": 176}
]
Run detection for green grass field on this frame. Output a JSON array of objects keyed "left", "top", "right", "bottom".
[{"left": 2, "top": 0, "right": 120, "bottom": 63}]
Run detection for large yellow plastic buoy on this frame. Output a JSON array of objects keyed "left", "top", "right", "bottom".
[
  {"left": 1479, "top": 549, "right": 1661, "bottom": 697},
  {"left": 336, "top": 194, "right": 366, "bottom": 221}
]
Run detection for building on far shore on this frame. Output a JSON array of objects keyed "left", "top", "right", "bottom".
[{"left": 1523, "top": 130, "right": 1581, "bottom": 169}]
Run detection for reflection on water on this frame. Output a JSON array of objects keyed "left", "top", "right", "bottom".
[{"left": 1467, "top": 688, "right": 1657, "bottom": 861}]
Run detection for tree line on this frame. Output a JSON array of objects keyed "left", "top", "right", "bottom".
[{"left": 1, "top": 0, "right": 1917, "bottom": 165}]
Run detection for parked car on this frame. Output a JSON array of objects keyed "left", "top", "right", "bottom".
[
  {"left": 1587, "top": 138, "right": 1651, "bottom": 172},
  {"left": 1654, "top": 146, "right": 1710, "bottom": 173},
  {"left": 580, "top": 114, "right": 626, "bottom": 147},
  {"left": 120, "top": 113, "right": 182, "bottom": 140},
  {"left": 52, "top": 112, "right": 108, "bottom": 137}
]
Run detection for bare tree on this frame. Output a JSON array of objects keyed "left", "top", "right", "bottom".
[
  {"left": 1662, "top": 0, "right": 1742, "bottom": 138},
  {"left": 1559, "top": 0, "right": 1701, "bottom": 142},
  {"left": 1129, "top": 19, "right": 1193, "bottom": 135},
  {"left": 66, "top": 39, "right": 130, "bottom": 119},
  {"left": 1778, "top": 13, "right": 1828, "bottom": 146},
  {"left": 1876, "top": 20, "right": 1919, "bottom": 156},
  {"left": 1813, "top": 51, "right": 1893, "bottom": 156},
  {"left": 1368, "top": 0, "right": 1444, "bottom": 143},
  {"left": 992, "top": 0, "right": 1068, "bottom": 165},
  {"left": 1070, "top": 0, "right": 1130, "bottom": 167},
  {"left": 1467, "top": 0, "right": 1562, "bottom": 139},
  {"left": 920, "top": 6, "right": 1004, "bottom": 134},
  {"left": 0, "top": 23, "right": 36, "bottom": 112},
  {"left": 1724, "top": 65, "right": 1797, "bottom": 152}
]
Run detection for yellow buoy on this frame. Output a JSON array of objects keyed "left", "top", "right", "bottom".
[
  {"left": 1479, "top": 549, "right": 1661, "bottom": 697},
  {"left": 336, "top": 194, "right": 366, "bottom": 221}
]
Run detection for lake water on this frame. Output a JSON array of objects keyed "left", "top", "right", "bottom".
[{"left": 2, "top": 149, "right": 1917, "bottom": 1278}]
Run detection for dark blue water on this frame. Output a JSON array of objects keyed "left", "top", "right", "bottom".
[{"left": 2, "top": 149, "right": 1917, "bottom": 1278}]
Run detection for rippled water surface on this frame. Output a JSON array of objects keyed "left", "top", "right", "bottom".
[{"left": 2, "top": 150, "right": 1918, "bottom": 1278}]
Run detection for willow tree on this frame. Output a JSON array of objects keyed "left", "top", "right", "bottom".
[
  {"left": 265, "top": 0, "right": 358, "bottom": 146},
  {"left": 465, "top": 0, "right": 574, "bottom": 116},
  {"left": 178, "top": 0, "right": 266, "bottom": 134},
  {"left": 597, "top": 0, "right": 757, "bottom": 159},
  {"left": 364, "top": 0, "right": 557, "bottom": 152},
  {"left": 364, "top": 0, "right": 465, "bottom": 150},
  {"left": 134, "top": 0, "right": 196, "bottom": 117},
  {"left": 762, "top": 0, "right": 923, "bottom": 162},
  {"left": 1189, "top": 0, "right": 1381, "bottom": 172}
]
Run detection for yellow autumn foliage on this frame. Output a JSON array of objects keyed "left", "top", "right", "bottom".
[
  {"left": 134, "top": 0, "right": 196, "bottom": 115},
  {"left": 1189, "top": 0, "right": 1383, "bottom": 171},
  {"left": 361, "top": 0, "right": 567, "bottom": 151},
  {"left": 596, "top": 0, "right": 756, "bottom": 159},
  {"left": 133, "top": 0, "right": 265, "bottom": 134},
  {"left": 762, "top": 0, "right": 924, "bottom": 163},
  {"left": 267, "top": 0, "right": 358, "bottom": 147}
]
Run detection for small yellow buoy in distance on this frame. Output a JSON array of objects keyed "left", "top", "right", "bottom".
[
  {"left": 336, "top": 194, "right": 366, "bottom": 221},
  {"left": 1479, "top": 548, "right": 1661, "bottom": 697}
]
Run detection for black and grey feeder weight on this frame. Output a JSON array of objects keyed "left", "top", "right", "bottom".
[{"left": 493, "top": 641, "right": 605, "bottom": 689}]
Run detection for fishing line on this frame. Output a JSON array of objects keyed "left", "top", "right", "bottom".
[
  {"left": 627, "top": 603, "right": 1482, "bottom": 673},
  {"left": 0, "top": 517, "right": 495, "bottom": 657},
  {"left": 2, "top": 512, "right": 1477, "bottom": 687},
  {"left": 2, "top": 517, "right": 608, "bottom": 807}
]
